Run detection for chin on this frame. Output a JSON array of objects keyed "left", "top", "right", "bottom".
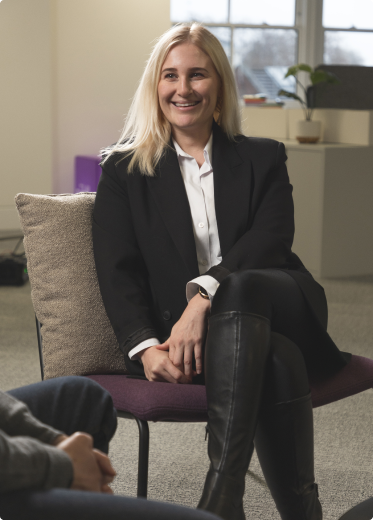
[{"left": 172, "top": 119, "right": 198, "bottom": 130}]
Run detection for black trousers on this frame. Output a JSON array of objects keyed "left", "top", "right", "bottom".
[
  {"left": 210, "top": 269, "right": 318, "bottom": 400},
  {"left": 0, "top": 376, "right": 219, "bottom": 520}
]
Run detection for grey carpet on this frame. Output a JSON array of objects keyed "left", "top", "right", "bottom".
[{"left": 1, "top": 234, "right": 373, "bottom": 519}]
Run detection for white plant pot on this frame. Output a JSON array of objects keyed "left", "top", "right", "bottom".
[{"left": 296, "top": 120, "right": 322, "bottom": 143}]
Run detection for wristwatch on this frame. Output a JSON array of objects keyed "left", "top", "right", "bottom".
[{"left": 198, "top": 286, "right": 210, "bottom": 300}]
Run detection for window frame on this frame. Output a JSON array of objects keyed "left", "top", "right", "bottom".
[
  {"left": 171, "top": 0, "right": 301, "bottom": 69},
  {"left": 171, "top": 0, "right": 373, "bottom": 97}
]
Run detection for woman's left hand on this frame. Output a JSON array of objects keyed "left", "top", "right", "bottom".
[{"left": 156, "top": 293, "right": 211, "bottom": 380}]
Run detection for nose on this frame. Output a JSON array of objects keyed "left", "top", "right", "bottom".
[{"left": 176, "top": 76, "right": 192, "bottom": 98}]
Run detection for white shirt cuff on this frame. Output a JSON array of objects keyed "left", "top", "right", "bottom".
[
  {"left": 128, "top": 338, "right": 160, "bottom": 362},
  {"left": 186, "top": 275, "right": 220, "bottom": 303}
]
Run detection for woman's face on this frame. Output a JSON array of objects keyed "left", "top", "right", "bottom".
[{"left": 158, "top": 42, "right": 221, "bottom": 136}]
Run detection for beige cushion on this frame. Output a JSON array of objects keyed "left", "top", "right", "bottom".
[{"left": 15, "top": 193, "right": 127, "bottom": 379}]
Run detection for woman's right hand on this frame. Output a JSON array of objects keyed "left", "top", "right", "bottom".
[{"left": 139, "top": 346, "right": 192, "bottom": 384}]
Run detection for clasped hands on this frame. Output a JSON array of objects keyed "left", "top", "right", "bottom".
[
  {"left": 139, "top": 293, "right": 211, "bottom": 384},
  {"left": 54, "top": 432, "right": 116, "bottom": 494}
]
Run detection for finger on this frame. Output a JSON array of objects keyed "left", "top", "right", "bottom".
[
  {"left": 93, "top": 450, "right": 117, "bottom": 477},
  {"left": 102, "top": 474, "right": 115, "bottom": 485},
  {"left": 194, "top": 343, "right": 203, "bottom": 375},
  {"left": 184, "top": 346, "right": 194, "bottom": 379},
  {"left": 168, "top": 343, "right": 175, "bottom": 363},
  {"left": 165, "top": 359, "right": 191, "bottom": 384},
  {"left": 172, "top": 342, "right": 185, "bottom": 372},
  {"left": 147, "top": 361, "right": 178, "bottom": 384},
  {"left": 101, "top": 484, "right": 114, "bottom": 494},
  {"left": 156, "top": 343, "right": 169, "bottom": 351}
]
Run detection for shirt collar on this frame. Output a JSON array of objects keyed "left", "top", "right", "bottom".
[{"left": 173, "top": 133, "right": 213, "bottom": 168}]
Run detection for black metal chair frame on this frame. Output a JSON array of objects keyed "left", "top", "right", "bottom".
[{"left": 35, "top": 317, "right": 150, "bottom": 498}]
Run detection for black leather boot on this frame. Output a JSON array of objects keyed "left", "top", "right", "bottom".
[
  {"left": 198, "top": 311, "right": 271, "bottom": 520},
  {"left": 255, "top": 392, "right": 322, "bottom": 520}
]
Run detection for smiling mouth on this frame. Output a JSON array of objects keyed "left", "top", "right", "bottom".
[{"left": 172, "top": 101, "right": 200, "bottom": 107}]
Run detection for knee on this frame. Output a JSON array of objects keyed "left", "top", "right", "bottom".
[
  {"left": 219, "top": 270, "right": 270, "bottom": 297},
  {"left": 212, "top": 270, "right": 272, "bottom": 315},
  {"left": 51, "top": 376, "right": 114, "bottom": 407}
]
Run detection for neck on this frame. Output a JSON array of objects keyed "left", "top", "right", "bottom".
[{"left": 171, "top": 121, "right": 212, "bottom": 158}]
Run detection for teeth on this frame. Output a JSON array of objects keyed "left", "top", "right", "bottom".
[{"left": 174, "top": 102, "right": 197, "bottom": 107}]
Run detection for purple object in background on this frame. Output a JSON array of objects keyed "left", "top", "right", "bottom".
[{"left": 74, "top": 156, "right": 102, "bottom": 193}]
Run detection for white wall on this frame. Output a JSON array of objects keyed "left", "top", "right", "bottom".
[
  {"left": 0, "top": 0, "right": 53, "bottom": 229},
  {"left": 0, "top": 0, "right": 171, "bottom": 229},
  {"left": 54, "top": 0, "right": 170, "bottom": 193}
]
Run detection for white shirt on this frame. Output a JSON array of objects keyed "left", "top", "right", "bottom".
[{"left": 128, "top": 134, "right": 221, "bottom": 360}]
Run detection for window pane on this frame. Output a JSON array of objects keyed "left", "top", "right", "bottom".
[
  {"left": 207, "top": 26, "right": 231, "bottom": 61},
  {"left": 230, "top": 0, "right": 295, "bottom": 26},
  {"left": 323, "top": 0, "right": 373, "bottom": 29},
  {"left": 170, "top": 0, "right": 228, "bottom": 23},
  {"left": 233, "top": 29, "right": 297, "bottom": 98},
  {"left": 324, "top": 31, "right": 373, "bottom": 65}
]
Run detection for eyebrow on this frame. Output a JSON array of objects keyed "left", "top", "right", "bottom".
[{"left": 161, "top": 67, "right": 209, "bottom": 73}]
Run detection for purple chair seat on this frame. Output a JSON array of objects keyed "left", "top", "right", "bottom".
[
  {"left": 309, "top": 354, "right": 373, "bottom": 408},
  {"left": 87, "top": 354, "right": 373, "bottom": 421},
  {"left": 87, "top": 375, "right": 208, "bottom": 422}
]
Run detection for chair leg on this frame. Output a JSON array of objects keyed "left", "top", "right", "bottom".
[{"left": 134, "top": 417, "right": 149, "bottom": 498}]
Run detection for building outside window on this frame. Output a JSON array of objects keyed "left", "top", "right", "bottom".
[{"left": 171, "top": 0, "right": 373, "bottom": 99}]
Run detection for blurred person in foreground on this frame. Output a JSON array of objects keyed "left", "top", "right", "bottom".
[{"left": 0, "top": 376, "right": 218, "bottom": 520}]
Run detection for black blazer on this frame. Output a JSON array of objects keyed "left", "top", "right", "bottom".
[{"left": 92, "top": 122, "right": 350, "bottom": 376}]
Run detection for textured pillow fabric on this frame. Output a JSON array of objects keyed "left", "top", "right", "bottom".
[{"left": 15, "top": 193, "right": 127, "bottom": 379}]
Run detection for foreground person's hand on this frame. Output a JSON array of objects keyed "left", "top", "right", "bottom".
[
  {"left": 156, "top": 293, "right": 210, "bottom": 379},
  {"left": 93, "top": 448, "right": 117, "bottom": 494},
  {"left": 57, "top": 432, "right": 116, "bottom": 493},
  {"left": 139, "top": 346, "right": 192, "bottom": 384}
]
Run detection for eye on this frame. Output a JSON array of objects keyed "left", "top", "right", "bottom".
[
  {"left": 191, "top": 72, "right": 203, "bottom": 78},
  {"left": 164, "top": 73, "right": 176, "bottom": 79}
]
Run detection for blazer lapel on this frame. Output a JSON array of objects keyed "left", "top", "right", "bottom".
[
  {"left": 212, "top": 122, "right": 252, "bottom": 257},
  {"left": 146, "top": 146, "right": 200, "bottom": 278}
]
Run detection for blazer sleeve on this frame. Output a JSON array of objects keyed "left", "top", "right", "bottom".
[
  {"left": 92, "top": 156, "right": 158, "bottom": 360},
  {"left": 0, "top": 391, "right": 73, "bottom": 492},
  {"left": 205, "top": 142, "right": 295, "bottom": 282}
]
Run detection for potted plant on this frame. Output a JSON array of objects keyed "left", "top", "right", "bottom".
[{"left": 279, "top": 64, "right": 339, "bottom": 143}]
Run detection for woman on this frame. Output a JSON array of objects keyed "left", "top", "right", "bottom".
[{"left": 93, "top": 23, "right": 350, "bottom": 520}]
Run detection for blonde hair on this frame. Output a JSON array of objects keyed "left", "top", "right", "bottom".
[{"left": 102, "top": 23, "right": 242, "bottom": 176}]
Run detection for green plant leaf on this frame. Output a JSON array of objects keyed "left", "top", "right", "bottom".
[
  {"left": 278, "top": 90, "right": 304, "bottom": 104},
  {"left": 297, "top": 63, "right": 313, "bottom": 73},
  {"left": 311, "top": 69, "right": 340, "bottom": 85},
  {"left": 284, "top": 63, "right": 313, "bottom": 78},
  {"left": 284, "top": 65, "right": 300, "bottom": 78}
]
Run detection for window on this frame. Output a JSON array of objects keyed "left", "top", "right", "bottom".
[
  {"left": 323, "top": 0, "right": 373, "bottom": 66},
  {"left": 171, "top": 0, "right": 373, "bottom": 98},
  {"left": 171, "top": 0, "right": 297, "bottom": 98}
]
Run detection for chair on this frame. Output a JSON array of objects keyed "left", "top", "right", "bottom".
[{"left": 36, "top": 316, "right": 373, "bottom": 499}]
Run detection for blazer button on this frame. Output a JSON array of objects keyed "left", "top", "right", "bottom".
[{"left": 163, "top": 310, "right": 172, "bottom": 321}]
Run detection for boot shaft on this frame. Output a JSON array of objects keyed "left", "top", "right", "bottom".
[{"left": 204, "top": 311, "right": 271, "bottom": 478}]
